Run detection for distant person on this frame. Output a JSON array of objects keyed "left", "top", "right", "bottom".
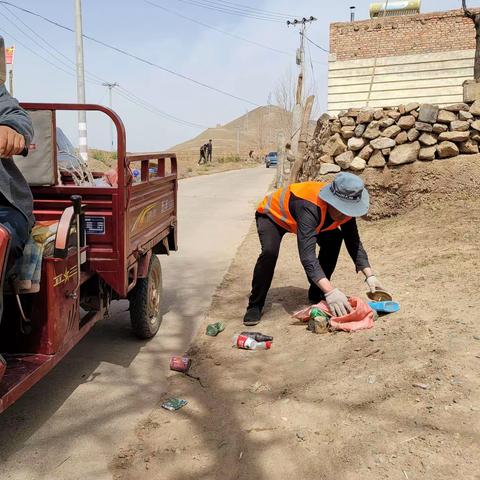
[
  {"left": 249, "top": 150, "right": 254, "bottom": 159},
  {"left": 198, "top": 143, "right": 207, "bottom": 165},
  {"left": 207, "top": 139, "right": 213, "bottom": 163}
]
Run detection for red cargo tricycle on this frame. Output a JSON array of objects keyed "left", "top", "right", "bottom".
[{"left": 0, "top": 103, "right": 178, "bottom": 413}]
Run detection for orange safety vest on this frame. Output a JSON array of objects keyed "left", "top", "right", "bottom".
[{"left": 257, "top": 181, "right": 351, "bottom": 234}]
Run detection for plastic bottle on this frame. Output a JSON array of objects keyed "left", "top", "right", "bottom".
[
  {"left": 232, "top": 334, "right": 271, "bottom": 350},
  {"left": 310, "top": 307, "right": 329, "bottom": 321},
  {"left": 132, "top": 168, "right": 141, "bottom": 183},
  {"left": 240, "top": 331, "right": 273, "bottom": 342}
]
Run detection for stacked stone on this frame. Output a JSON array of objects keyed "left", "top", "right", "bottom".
[{"left": 301, "top": 101, "right": 480, "bottom": 179}]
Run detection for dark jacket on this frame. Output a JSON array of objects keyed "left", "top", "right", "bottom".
[
  {"left": 289, "top": 193, "right": 370, "bottom": 282},
  {"left": 0, "top": 85, "right": 34, "bottom": 227}
]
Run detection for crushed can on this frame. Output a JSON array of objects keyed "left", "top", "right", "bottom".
[{"left": 170, "top": 356, "right": 192, "bottom": 373}]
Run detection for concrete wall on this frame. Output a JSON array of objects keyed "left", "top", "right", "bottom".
[{"left": 328, "top": 49, "right": 475, "bottom": 115}]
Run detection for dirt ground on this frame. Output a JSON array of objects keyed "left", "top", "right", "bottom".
[{"left": 111, "top": 157, "right": 480, "bottom": 480}]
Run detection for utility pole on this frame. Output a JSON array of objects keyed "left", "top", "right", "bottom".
[
  {"left": 74, "top": 0, "right": 88, "bottom": 163},
  {"left": 286, "top": 16, "right": 317, "bottom": 184},
  {"left": 102, "top": 81, "right": 118, "bottom": 150},
  {"left": 287, "top": 16, "right": 316, "bottom": 106}
]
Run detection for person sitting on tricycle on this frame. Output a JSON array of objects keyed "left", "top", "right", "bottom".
[{"left": 0, "top": 84, "right": 34, "bottom": 317}]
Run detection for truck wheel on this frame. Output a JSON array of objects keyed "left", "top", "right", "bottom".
[{"left": 128, "top": 255, "right": 163, "bottom": 339}]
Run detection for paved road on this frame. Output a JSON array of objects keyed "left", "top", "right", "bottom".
[{"left": 0, "top": 166, "right": 274, "bottom": 480}]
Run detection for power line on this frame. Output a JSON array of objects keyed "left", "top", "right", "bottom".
[
  {"left": 0, "top": 6, "right": 103, "bottom": 85},
  {"left": 0, "top": 22, "right": 81, "bottom": 80},
  {"left": 212, "top": 0, "right": 297, "bottom": 19},
  {"left": 170, "top": 0, "right": 285, "bottom": 22},
  {"left": 115, "top": 87, "right": 209, "bottom": 129},
  {"left": 0, "top": 3, "right": 104, "bottom": 86},
  {"left": 0, "top": 9, "right": 207, "bottom": 130},
  {"left": 144, "top": 0, "right": 290, "bottom": 56},
  {"left": 301, "top": 32, "right": 330, "bottom": 54},
  {"left": 144, "top": 0, "right": 327, "bottom": 66},
  {"left": 0, "top": 1, "right": 261, "bottom": 107}
]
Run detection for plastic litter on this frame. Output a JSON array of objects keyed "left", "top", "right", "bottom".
[
  {"left": 161, "top": 398, "right": 187, "bottom": 411},
  {"left": 293, "top": 297, "right": 374, "bottom": 332},
  {"left": 310, "top": 307, "right": 329, "bottom": 321},
  {"left": 368, "top": 301, "right": 400, "bottom": 314},
  {"left": 240, "top": 331, "right": 273, "bottom": 342},
  {"left": 232, "top": 334, "right": 271, "bottom": 350},
  {"left": 206, "top": 322, "right": 225, "bottom": 337},
  {"left": 170, "top": 356, "right": 192, "bottom": 373}
]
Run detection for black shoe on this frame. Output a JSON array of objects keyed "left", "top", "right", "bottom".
[{"left": 243, "top": 306, "right": 262, "bottom": 326}]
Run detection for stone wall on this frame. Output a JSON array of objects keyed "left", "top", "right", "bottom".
[{"left": 299, "top": 101, "right": 480, "bottom": 181}]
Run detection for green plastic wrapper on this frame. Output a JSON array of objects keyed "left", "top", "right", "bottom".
[
  {"left": 161, "top": 398, "right": 188, "bottom": 411},
  {"left": 310, "top": 307, "right": 329, "bottom": 321},
  {"left": 205, "top": 322, "right": 225, "bottom": 337}
]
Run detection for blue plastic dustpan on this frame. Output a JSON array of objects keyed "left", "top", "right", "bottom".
[{"left": 368, "top": 301, "right": 400, "bottom": 314}]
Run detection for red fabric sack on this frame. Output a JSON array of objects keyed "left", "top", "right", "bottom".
[
  {"left": 293, "top": 296, "right": 374, "bottom": 332},
  {"left": 328, "top": 297, "right": 374, "bottom": 332}
]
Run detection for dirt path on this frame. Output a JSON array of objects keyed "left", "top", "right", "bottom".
[
  {"left": 0, "top": 167, "right": 274, "bottom": 480},
  {"left": 112, "top": 184, "right": 480, "bottom": 479},
  {"left": 178, "top": 157, "right": 262, "bottom": 179}
]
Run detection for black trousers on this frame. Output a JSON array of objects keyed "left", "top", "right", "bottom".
[{"left": 248, "top": 214, "right": 343, "bottom": 310}]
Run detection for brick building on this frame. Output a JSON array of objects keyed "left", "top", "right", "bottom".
[{"left": 328, "top": 8, "right": 477, "bottom": 115}]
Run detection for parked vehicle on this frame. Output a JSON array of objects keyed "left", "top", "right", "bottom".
[
  {"left": 0, "top": 102, "right": 178, "bottom": 413},
  {"left": 265, "top": 151, "right": 278, "bottom": 168}
]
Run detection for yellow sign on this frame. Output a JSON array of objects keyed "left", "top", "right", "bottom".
[{"left": 53, "top": 265, "right": 78, "bottom": 288}]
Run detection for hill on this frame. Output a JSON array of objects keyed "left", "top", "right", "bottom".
[{"left": 170, "top": 105, "right": 292, "bottom": 161}]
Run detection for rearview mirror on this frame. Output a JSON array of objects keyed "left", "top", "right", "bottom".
[{"left": 0, "top": 36, "right": 5, "bottom": 85}]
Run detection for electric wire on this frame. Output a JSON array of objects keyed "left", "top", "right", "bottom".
[
  {"left": 0, "top": 11, "right": 206, "bottom": 129},
  {"left": 210, "top": 0, "right": 297, "bottom": 18},
  {"left": 144, "top": 0, "right": 327, "bottom": 66},
  {"left": 0, "top": 22, "right": 81, "bottom": 80},
  {"left": 170, "top": 0, "right": 285, "bottom": 22},
  {"left": 144, "top": 0, "right": 290, "bottom": 56},
  {"left": 0, "top": 3, "right": 104, "bottom": 86},
  {"left": 115, "top": 87, "right": 209, "bottom": 129},
  {"left": 300, "top": 32, "right": 330, "bottom": 54},
  {"left": 0, "top": 1, "right": 261, "bottom": 106}
]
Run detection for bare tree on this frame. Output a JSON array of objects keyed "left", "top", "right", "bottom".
[
  {"left": 273, "top": 68, "right": 296, "bottom": 140},
  {"left": 463, "top": 0, "right": 480, "bottom": 81}
]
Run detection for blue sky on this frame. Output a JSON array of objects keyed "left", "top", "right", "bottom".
[{"left": 0, "top": 0, "right": 468, "bottom": 151}]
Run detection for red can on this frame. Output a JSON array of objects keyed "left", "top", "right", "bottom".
[{"left": 170, "top": 356, "right": 192, "bottom": 373}]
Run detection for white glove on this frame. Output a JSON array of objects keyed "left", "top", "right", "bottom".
[
  {"left": 365, "top": 275, "right": 385, "bottom": 293},
  {"left": 325, "top": 288, "right": 352, "bottom": 317}
]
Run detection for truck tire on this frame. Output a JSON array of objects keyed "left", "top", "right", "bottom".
[{"left": 128, "top": 255, "right": 163, "bottom": 339}]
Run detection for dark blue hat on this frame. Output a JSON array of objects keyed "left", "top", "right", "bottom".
[{"left": 319, "top": 172, "right": 369, "bottom": 217}]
